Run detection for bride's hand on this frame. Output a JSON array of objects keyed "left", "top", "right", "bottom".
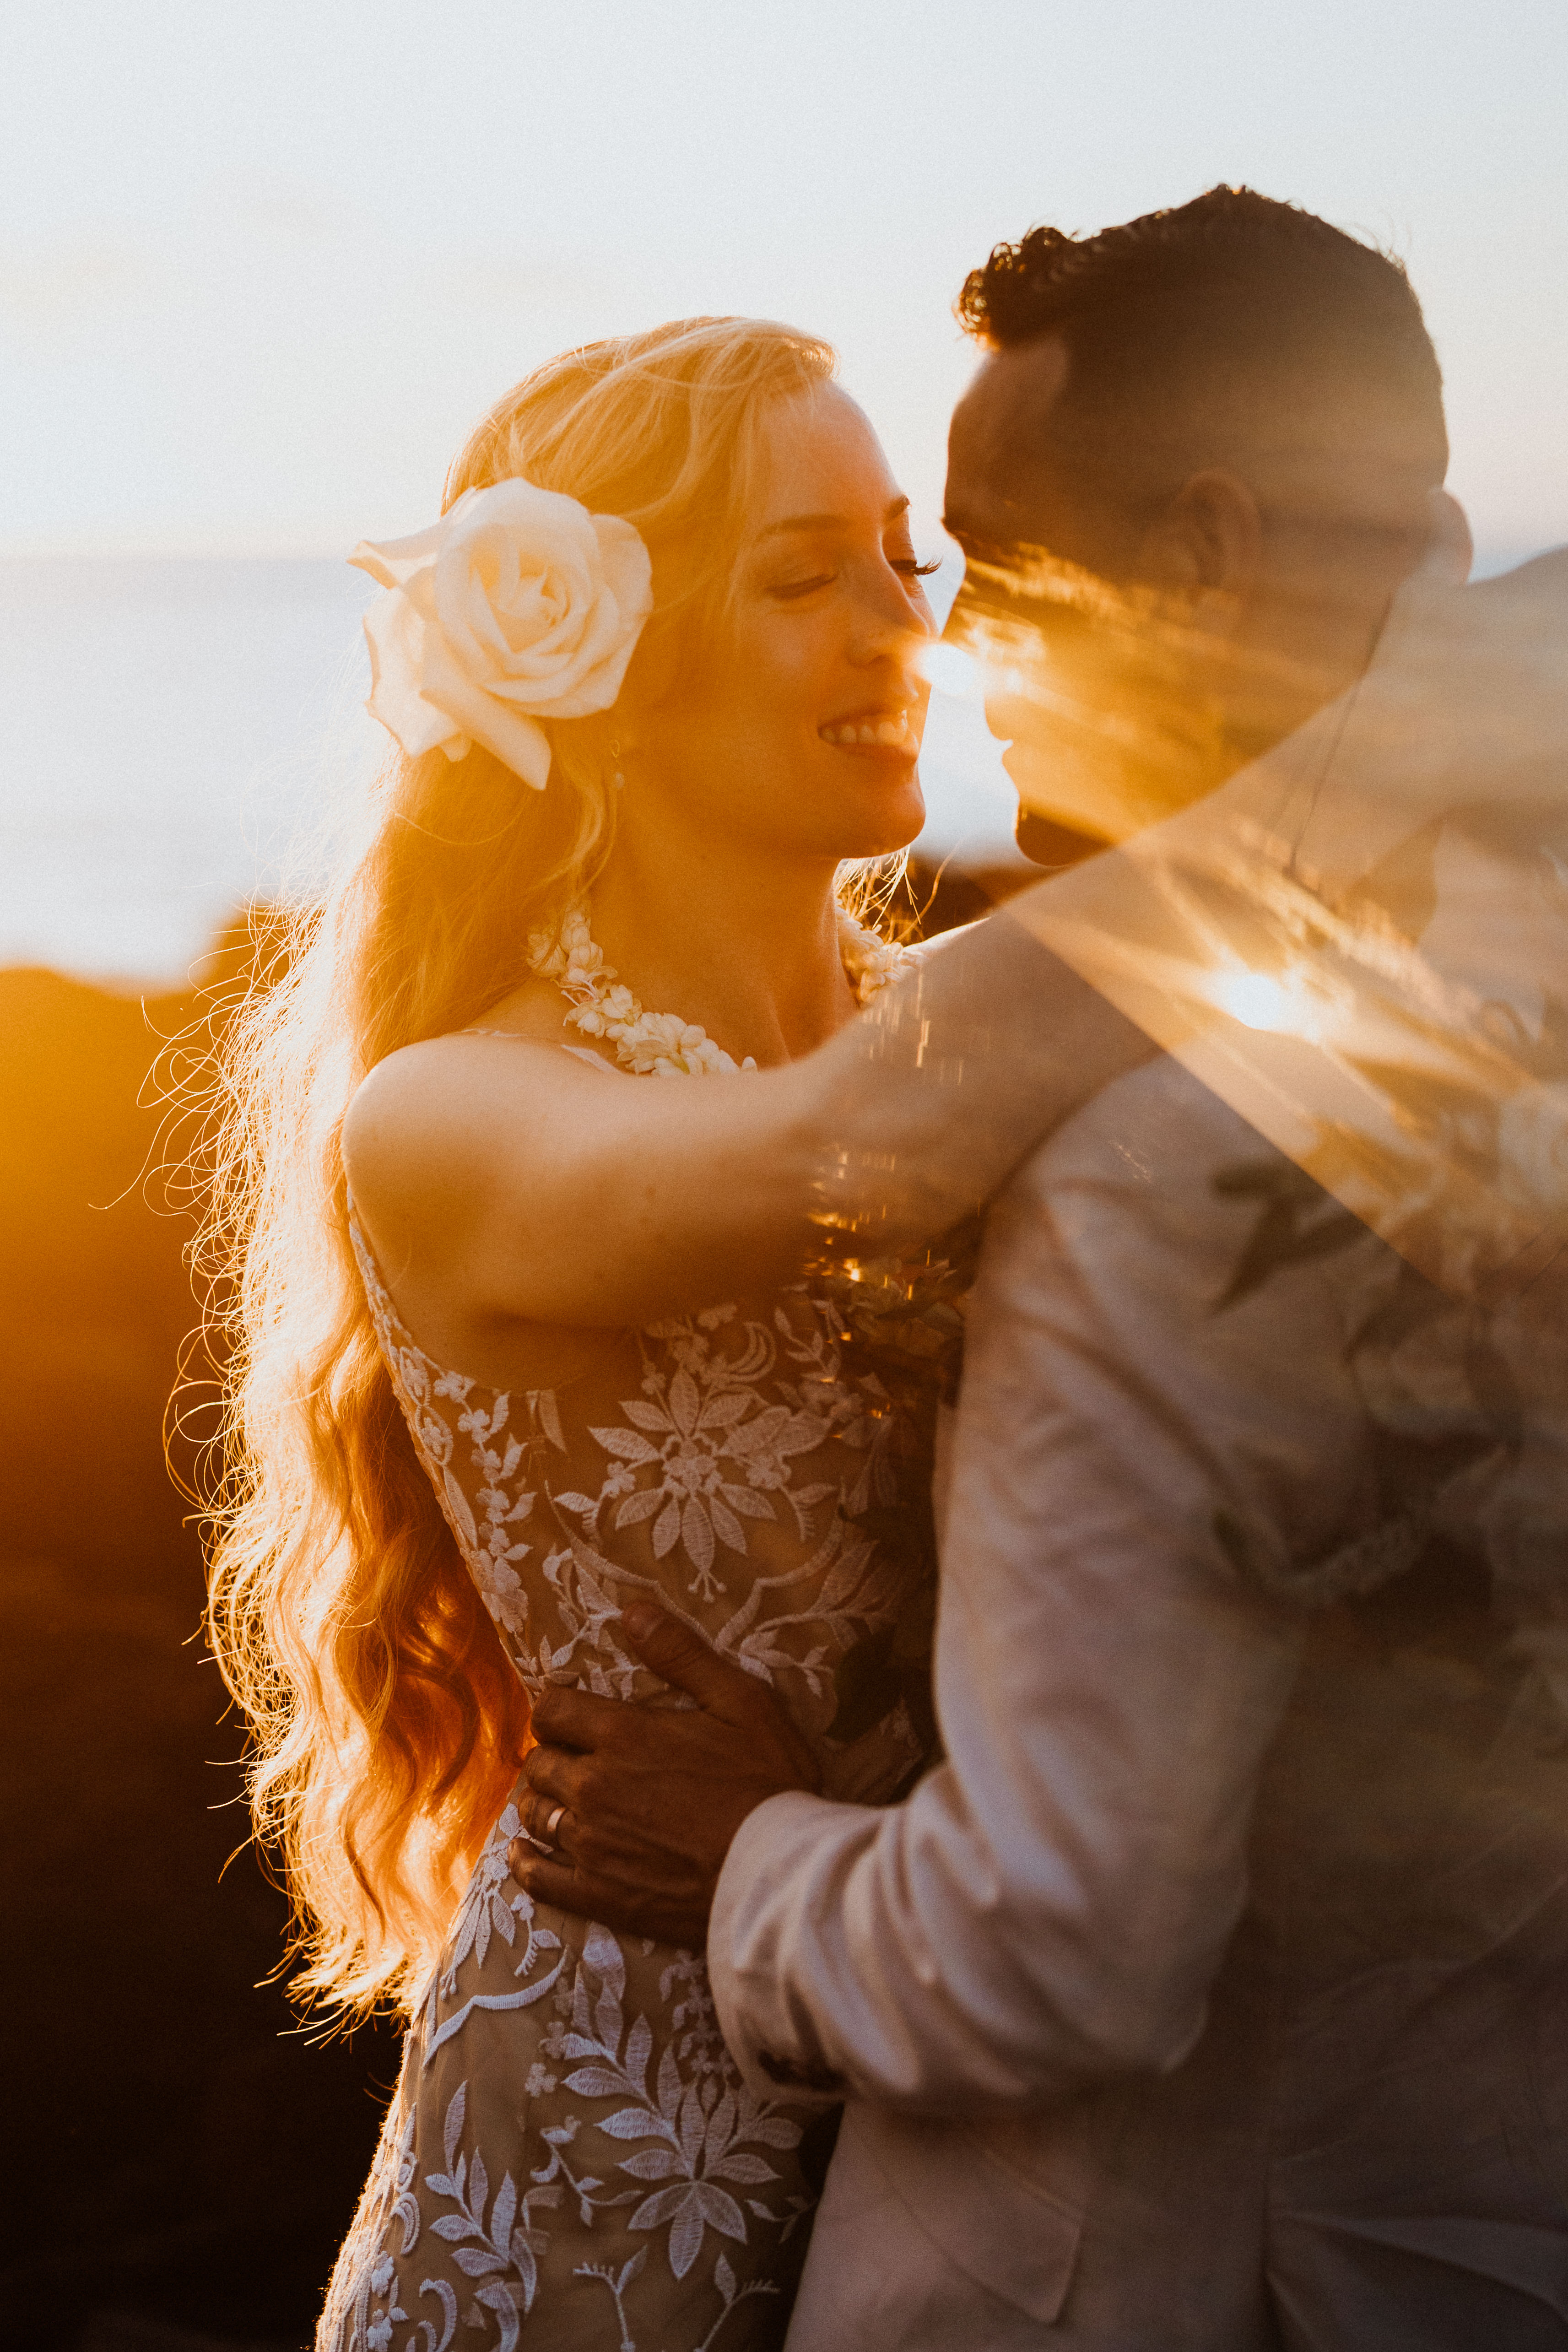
[{"left": 507, "top": 1602, "right": 822, "bottom": 1947}]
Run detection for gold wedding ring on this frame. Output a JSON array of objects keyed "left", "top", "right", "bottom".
[{"left": 544, "top": 1803, "right": 566, "bottom": 1842}]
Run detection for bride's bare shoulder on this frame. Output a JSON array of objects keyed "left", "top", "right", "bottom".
[{"left": 342, "top": 976, "right": 618, "bottom": 1215}]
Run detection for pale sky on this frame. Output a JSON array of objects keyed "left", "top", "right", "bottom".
[{"left": 3, "top": 0, "right": 1565, "bottom": 569}]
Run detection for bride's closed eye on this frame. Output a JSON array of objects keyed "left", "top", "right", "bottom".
[
  {"left": 770, "top": 571, "right": 838, "bottom": 601},
  {"left": 887, "top": 530, "right": 941, "bottom": 581},
  {"left": 770, "top": 554, "right": 940, "bottom": 601}
]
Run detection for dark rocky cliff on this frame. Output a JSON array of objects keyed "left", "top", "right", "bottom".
[{"left": 0, "top": 960, "right": 398, "bottom": 2352}]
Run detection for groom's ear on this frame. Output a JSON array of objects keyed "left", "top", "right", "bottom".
[{"left": 1135, "top": 470, "right": 1263, "bottom": 616}]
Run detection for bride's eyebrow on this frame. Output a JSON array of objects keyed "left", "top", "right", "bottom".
[{"left": 756, "top": 495, "right": 911, "bottom": 542}]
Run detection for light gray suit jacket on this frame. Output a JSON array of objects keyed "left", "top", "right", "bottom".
[{"left": 708, "top": 1050, "right": 1568, "bottom": 2349}]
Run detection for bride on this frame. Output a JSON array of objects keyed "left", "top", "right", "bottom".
[{"left": 207, "top": 315, "right": 1132, "bottom": 2352}]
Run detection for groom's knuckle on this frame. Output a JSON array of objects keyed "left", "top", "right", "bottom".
[
  {"left": 732, "top": 1666, "right": 784, "bottom": 1724},
  {"left": 531, "top": 1687, "right": 572, "bottom": 1738},
  {"left": 653, "top": 1623, "right": 710, "bottom": 1676},
  {"left": 575, "top": 1822, "right": 610, "bottom": 1869}
]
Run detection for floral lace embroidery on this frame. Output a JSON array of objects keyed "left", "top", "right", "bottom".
[
  {"left": 349, "top": 1227, "right": 932, "bottom": 1768},
  {"left": 324, "top": 1804, "right": 818, "bottom": 2352}
]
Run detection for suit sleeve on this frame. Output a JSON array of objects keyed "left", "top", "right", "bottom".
[{"left": 708, "top": 1063, "right": 1382, "bottom": 2114}]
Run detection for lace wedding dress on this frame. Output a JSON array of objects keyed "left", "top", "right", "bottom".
[{"left": 319, "top": 1120, "right": 967, "bottom": 2352}]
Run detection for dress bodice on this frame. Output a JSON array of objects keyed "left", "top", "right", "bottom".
[{"left": 351, "top": 1222, "right": 967, "bottom": 1805}]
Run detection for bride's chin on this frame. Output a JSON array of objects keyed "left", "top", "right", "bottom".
[
  {"left": 829, "top": 816, "right": 925, "bottom": 863},
  {"left": 788, "top": 762, "right": 924, "bottom": 864},
  {"left": 884, "top": 784, "right": 926, "bottom": 854}
]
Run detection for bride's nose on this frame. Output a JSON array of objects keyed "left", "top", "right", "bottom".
[{"left": 848, "top": 569, "right": 935, "bottom": 678}]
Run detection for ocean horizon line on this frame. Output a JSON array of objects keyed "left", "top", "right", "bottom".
[{"left": 3, "top": 535, "right": 1563, "bottom": 582}]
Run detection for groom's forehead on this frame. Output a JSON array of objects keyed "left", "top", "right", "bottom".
[{"left": 945, "top": 341, "right": 1073, "bottom": 539}]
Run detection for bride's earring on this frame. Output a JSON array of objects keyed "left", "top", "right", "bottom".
[{"left": 609, "top": 737, "right": 625, "bottom": 790}]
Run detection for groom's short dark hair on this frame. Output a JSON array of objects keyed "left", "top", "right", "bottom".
[{"left": 958, "top": 185, "right": 1444, "bottom": 470}]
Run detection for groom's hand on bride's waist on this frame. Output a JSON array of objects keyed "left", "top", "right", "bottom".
[{"left": 507, "top": 1600, "right": 822, "bottom": 1948}]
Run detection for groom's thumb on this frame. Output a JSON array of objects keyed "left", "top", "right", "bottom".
[{"left": 620, "top": 1598, "right": 774, "bottom": 1726}]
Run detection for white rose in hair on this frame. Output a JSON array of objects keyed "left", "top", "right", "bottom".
[{"left": 350, "top": 478, "right": 654, "bottom": 789}]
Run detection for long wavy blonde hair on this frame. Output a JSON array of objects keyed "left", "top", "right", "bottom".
[{"left": 204, "top": 317, "right": 845, "bottom": 2018}]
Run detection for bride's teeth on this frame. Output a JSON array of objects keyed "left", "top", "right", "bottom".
[{"left": 818, "top": 715, "right": 911, "bottom": 746}]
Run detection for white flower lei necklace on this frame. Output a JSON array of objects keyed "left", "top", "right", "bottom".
[{"left": 527, "top": 904, "right": 907, "bottom": 1076}]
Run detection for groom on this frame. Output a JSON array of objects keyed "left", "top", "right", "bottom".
[{"left": 513, "top": 189, "right": 1568, "bottom": 2345}]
